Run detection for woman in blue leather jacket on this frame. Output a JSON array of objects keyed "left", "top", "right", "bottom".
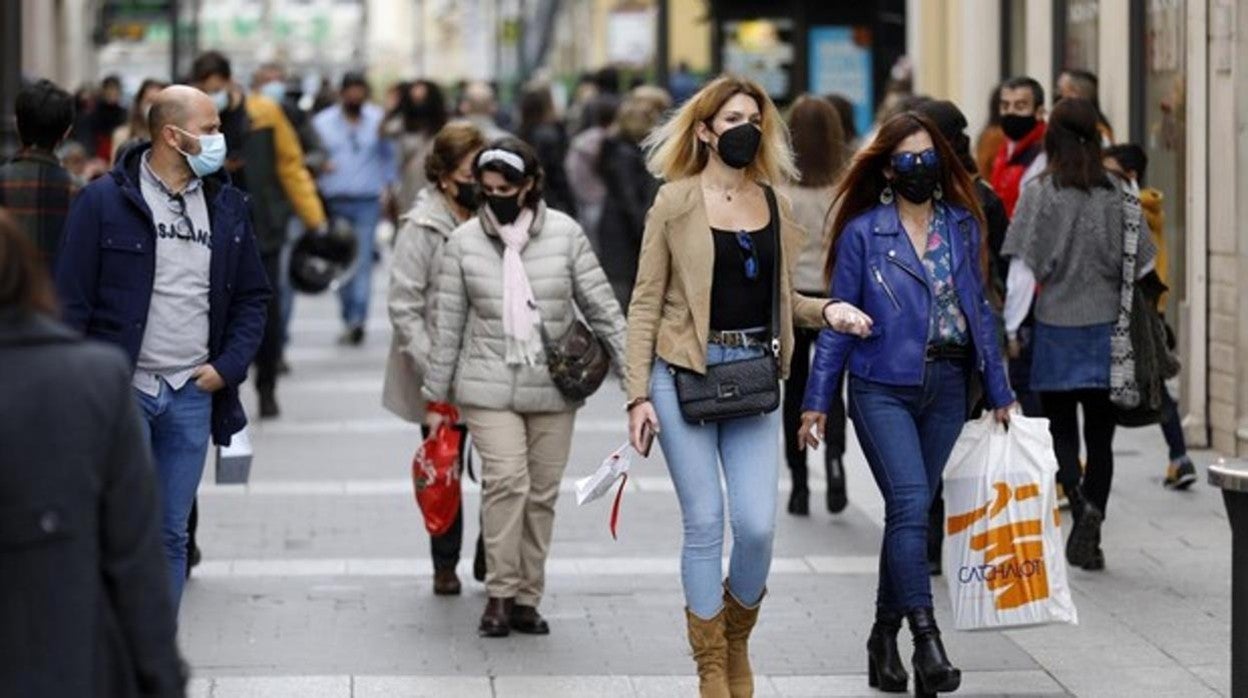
[{"left": 798, "top": 112, "right": 1016, "bottom": 697}]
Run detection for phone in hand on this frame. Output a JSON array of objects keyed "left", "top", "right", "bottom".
[{"left": 639, "top": 421, "right": 656, "bottom": 458}]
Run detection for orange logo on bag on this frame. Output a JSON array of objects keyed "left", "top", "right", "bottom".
[{"left": 947, "top": 481, "right": 1051, "bottom": 610}]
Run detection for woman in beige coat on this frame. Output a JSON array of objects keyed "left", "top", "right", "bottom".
[
  {"left": 624, "top": 75, "right": 869, "bottom": 697},
  {"left": 383, "top": 121, "right": 486, "bottom": 596},
  {"left": 423, "top": 137, "right": 627, "bottom": 638}
]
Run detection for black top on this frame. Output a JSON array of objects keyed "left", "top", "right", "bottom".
[{"left": 709, "top": 219, "right": 775, "bottom": 331}]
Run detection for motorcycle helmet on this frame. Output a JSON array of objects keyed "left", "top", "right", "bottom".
[{"left": 289, "top": 216, "right": 359, "bottom": 294}]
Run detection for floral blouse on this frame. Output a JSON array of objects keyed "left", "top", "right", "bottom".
[{"left": 922, "top": 205, "right": 969, "bottom": 346}]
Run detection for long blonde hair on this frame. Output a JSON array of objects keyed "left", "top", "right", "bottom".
[{"left": 644, "top": 75, "right": 796, "bottom": 184}]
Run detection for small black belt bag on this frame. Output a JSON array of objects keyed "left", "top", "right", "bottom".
[{"left": 672, "top": 186, "right": 783, "bottom": 424}]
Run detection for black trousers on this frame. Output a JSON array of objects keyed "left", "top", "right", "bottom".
[
  {"left": 1040, "top": 389, "right": 1117, "bottom": 514},
  {"left": 254, "top": 251, "right": 283, "bottom": 393},
  {"left": 782, "top": 327, "right": 847, "bottom": 490},
  {"left": 421, "top": 424, "right": 475, "bottom": 570}
]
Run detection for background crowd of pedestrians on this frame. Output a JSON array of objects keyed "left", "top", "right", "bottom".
[{"left": 0, "top": 44, "right": 1194, "bottom": 697}]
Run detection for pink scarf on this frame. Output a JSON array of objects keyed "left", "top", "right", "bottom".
[{"left": 493, "top": 208, "right": 544, "bottom": 365}]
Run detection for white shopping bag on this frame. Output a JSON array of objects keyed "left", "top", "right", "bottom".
[
  {"left": 575, "top": 441, "right": 633, "bottom": 539},
  {"left": 941, "top": 414, "right": 1078, "bottom": 631}
]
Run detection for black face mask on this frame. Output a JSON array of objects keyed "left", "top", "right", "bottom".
[
  {"left": 451, "top": 180, "right": 480, "bottom": 210},
  {"left": 891, "top": 165, "right": 941, "bottom": 204},
  {"left": 343, "top": 101, "right": 364, "bottom": 117},
  {"left": 711, "top": 123, "right": 762, "bottom": 169},
  {"left": 486, "top": 193, "right": 523, "bottom": 225},
  {"left": 1000, "top": 113, "right": 1038, "bottom": 141}
]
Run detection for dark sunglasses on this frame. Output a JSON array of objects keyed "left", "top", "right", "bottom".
[
  {"left": 735, "top": 232, "right": 759, "bottom": 281},
  {"left": 891, "top": 148, "right": 940, "bottom": 174},
  {"left": 166, "top": 194, "right": 196, "bottom": 237}
]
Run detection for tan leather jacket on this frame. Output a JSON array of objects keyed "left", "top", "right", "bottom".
[{"left": 624, "top": 176, "right": 829, "bottom": 402}]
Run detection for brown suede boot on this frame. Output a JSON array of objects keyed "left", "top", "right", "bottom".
[
  {"left": 685, "top": 608, "right": 731, "bottom": 698},
  {"left": 722, "top": 583, "right": 763, "bottom": 698}
]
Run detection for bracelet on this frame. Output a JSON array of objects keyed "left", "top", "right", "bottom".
[{"left": 625, "top": 397, "right": 650, "bottom": 412}]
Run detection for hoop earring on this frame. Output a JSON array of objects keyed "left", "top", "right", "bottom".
[
  {"left": 933, "top": 183, "right": 944, "bottom": 200},
  {"left": 879, "top": 186, "right": 895, "bottom": 205}
]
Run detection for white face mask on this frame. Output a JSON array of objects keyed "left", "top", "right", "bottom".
[
  {"left": 209, "top": 89, "right": 230, "bottom": 113},
  {"left": 172, "top": 127, "right": 227, "bottom": 177},
  {"left": 259, "top": 81, "right": 286, "bottom": 103}
]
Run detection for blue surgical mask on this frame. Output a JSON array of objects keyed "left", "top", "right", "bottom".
[
  {"left": 209, "top": 89, "right": 230, "bottom": 113},
  {"left": 259, "top": 81, "right": 286, "bottom": 103},
  {"left": 173, "top": 127, "right": 227, "bottom": 177}
]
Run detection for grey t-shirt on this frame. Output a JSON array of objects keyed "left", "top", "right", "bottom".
[{"left": 133, "top": 153, "right": 212, "bottom": 396}]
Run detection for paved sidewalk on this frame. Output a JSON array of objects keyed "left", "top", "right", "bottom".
[{"left": 180, "top": 273, "right": 1234, "bottom": 697}]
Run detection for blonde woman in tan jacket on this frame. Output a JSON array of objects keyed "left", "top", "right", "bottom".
[{"left": 624, "top": 75, "right": 870, "bottom": 697}]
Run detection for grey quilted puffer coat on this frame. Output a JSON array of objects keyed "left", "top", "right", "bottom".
[
  {"left": 423, "top": 202, "right": 627, "bottom": 412},
  {"left": 382, "top": 186, "right": 461, "bottom": 422}
]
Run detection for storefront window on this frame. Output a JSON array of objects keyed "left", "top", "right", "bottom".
[
  {"left": 1143, "top": 0, "right": 1186, "bottom": 318},
  {"left": 1063, "top": 0, "right": 1100, "bottom": 73},
  {"left": 722, "top": 18, "right": 795, "bottom": 101}
]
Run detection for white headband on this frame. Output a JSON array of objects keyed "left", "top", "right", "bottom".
[{"left": 478, "top": 149, "right": 526, "bottom": 175}]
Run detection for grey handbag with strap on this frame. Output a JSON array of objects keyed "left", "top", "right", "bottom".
[{"left": 671, "top": 186, "right": 783, "bottom": 424}]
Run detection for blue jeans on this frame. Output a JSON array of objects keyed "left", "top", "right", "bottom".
[
  {"left": 326, "top": 196, "right": 381, "bottom": 328},
  {"left": 279, "top": 216, "right": 303, "bottom": 347},
  {"left": 651, "top": 344, "right": 780, "bottom": 619},
  {"left": 134, "top": 379, "right": 213, "bottom": 609},
  {"left": 848, "top": 359, "right": 968, "bottom": 613}
]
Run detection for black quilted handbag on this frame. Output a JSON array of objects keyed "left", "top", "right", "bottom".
[{"left": 672, "top": 187, "right": 783, "bottom": 424}]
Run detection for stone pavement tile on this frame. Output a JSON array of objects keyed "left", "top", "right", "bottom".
[
  {"left": 493, "top": 675, "right": 634, "bottom": 697},
  {"left": 770, "top": 670, "right": 1067, "bottom": 697},
  {"left": 208, "top": 675, "right": 350, "bottom": 698},
  {"left": 766, "top": 675, "right": 879, "bottom": 697},
  {"left": 1056, "top": 665, "right": 1221, "bottom": 697},
  {"left": 187, "top": 678, "right": 211, "bottom": 698},
  {"left": 957, "top": 669, "right": 1069, "bottom": 695},
  {"left": 628, "top": 675, "right": 773, "bottom": 697},
  {"left": 1188, "top": 664, "right": 1232, "bottom": 697},
  {"left": 353, "top": 675, "right": 493, "bottom": 697}
]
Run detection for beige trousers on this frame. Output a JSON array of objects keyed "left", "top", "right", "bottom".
[{"left": 463, "top": 408, "right": 576, "bottom": 607}]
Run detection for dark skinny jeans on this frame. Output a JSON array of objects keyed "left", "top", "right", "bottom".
[{"left": 849, "top": 359, "right": 968, "bottom": 613}]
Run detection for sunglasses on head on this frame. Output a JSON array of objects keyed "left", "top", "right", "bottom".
[
  {"left": 891, "top": 148, "right": 940, "bottom": 174},
  {"left": 735, "top": 232, "right": 759, "bottom": 281}
]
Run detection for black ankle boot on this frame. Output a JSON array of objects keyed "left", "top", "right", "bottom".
[
  {"left": 826, "top": 456, "right": 848, "bottom": 513},
  {"left": 867, "top": 609, "right": 908, "bottom": 692},
  {"left": 1065, "top": 485, "right": 1104, "bottom": 569},
  {"left": 907, "top": 608, "right": 960, "bottom": 697},
  {"left": 787, "top": 486, "right": 810, "bottom": 516}
]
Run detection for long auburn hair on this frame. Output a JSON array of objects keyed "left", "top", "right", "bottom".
[
  {"left": 643, "top": 74, "right": 797, "bottom": 184},
  {"left": 824, "top": 112, "right": 986, "bottom": 282}
]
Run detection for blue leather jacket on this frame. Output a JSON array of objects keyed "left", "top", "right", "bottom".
[{"left": 802, "top": 202, "right": 1014, "bottom": 413}]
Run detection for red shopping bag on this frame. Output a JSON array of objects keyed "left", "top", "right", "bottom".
[{"left": 412, "top": 403, "right": 463, "bottom": 536}]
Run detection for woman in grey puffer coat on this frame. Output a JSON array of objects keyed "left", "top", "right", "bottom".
[
  {"left": 384, "top": 121, "right": 489, "bottom": 598},
  {"left": 423, "top": 138, "right": 626, "bottom": 638}
]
